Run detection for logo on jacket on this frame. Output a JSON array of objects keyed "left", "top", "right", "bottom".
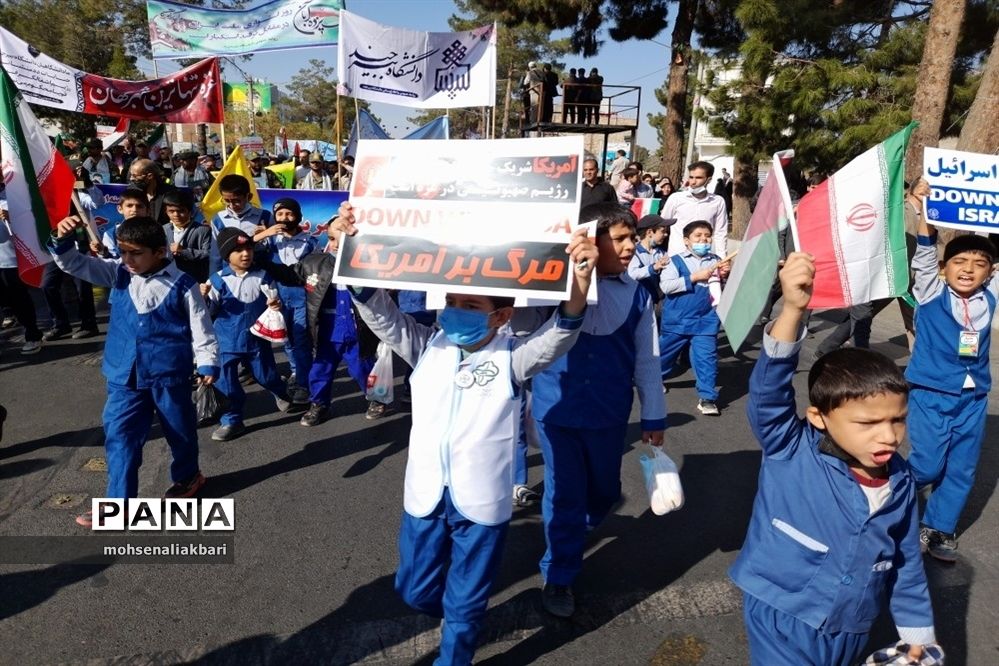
[
  {"left": 305, "top": 273, "right": 320, "bottom": 293},
  {"left": 471, "top": 361, "right": 499, "bottom": 386}
]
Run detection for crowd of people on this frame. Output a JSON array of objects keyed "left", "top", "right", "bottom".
[
  {"left": 53, "top": 135, "right": 355, "bottom": 196},
  {"left": 0, "top": 142, "right": 991, "bottom": 665}
]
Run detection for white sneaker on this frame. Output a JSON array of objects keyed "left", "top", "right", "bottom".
[{"left": 20, "top": 340, "right": 42, "bottom": 355}]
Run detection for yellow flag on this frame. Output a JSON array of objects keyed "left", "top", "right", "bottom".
[{"left": 200, "top": 145, "right": 262, "bottom": 221}]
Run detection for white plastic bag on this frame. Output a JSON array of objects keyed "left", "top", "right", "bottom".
[
  {"left": 366, "top": 342, "right": 394, "bottom": 404},
  {"left": 639, "top": 445, "right": 684, "bottom": 515},
  {"left": 250, "top": 284, "right": 287, "bottom": 343}
]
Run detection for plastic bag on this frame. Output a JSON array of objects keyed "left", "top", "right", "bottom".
[
  {"left": 194, "top": 382, "right": 228, "bottom": 426},
  {"left": 250, "top": 284, "right": 287, "bottom": 343},
  {"left": 638, "top": 445, "right": 684, "bottom": 515},
  {"left": 366, "top": 342, "right": 394, "bottom": 404}
]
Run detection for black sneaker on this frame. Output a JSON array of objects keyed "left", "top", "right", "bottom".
[
  {"left": 71, "top": 327, "right": 98, "bottom": 339},
  {"left": 300, "top": 403, "right": 329, "bottom": 427},
  {"left": 164, "top": 471, "right": 206, "bottom": 498},
  {"left": 922, "top": 527, "right": 958, "bottom": 563},
  {"left": 541, "top": 583, "right": 575, "bottom": 618},
  {"left": 365, "top": 401, "right": 390, "bottom": 420}
]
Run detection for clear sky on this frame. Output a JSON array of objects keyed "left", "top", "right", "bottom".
[{"left": 142, "top": 0, "right": 672, "bottom": 147}]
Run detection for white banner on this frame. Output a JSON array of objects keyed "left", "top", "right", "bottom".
[
  {"left": 924, "top": 147, "right": 999, "bottom": 232},
  {"left": 337, "top": 10, "right": 496, "bottom": 109}
]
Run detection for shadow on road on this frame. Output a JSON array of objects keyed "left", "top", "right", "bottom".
[{"left": 0, "top": 560, "right": 111, "bottom": 621}]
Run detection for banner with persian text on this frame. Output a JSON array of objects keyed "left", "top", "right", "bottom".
[
  {"left": 923, "top": 147, "right": 999, "bottom": 233},
  {"left": 337, "top": 10, "right": 496, "bottom": 109},
  {"left": 0, "top": 26, "right": 223, "bottom": 123},
  {"left": 91, "top": 185, "right": 347, "bottom": 242},
  {"left": 147, "top": 0, "right": 342, "bottom": 59},
  {"left": 334, "top": 136, "right": 584, "bottom": 300}
]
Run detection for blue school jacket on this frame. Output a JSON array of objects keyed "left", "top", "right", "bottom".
[
  {"left": 659, "top": 253, "right": 720, "bottom": 335},
  {"left": 906, "top": 288, "right": 995, "bottom": 397},
  {"left": 730, "top": 333, "right": 934, "bottom": 645},
  {"left": 207, "top": 267, "right": 277, "bottom": 356}
]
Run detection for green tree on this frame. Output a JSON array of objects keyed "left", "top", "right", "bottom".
[
  {"left": 0, "top": 0, "right": 145, "bottom": 138},
  {"left": 271, "top": 59, "right": 378, "bottom": 148},
  {"left": 698, "top": 0, "right": 995, "bottom": 233}
]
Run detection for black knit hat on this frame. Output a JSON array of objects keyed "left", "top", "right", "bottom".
[
  {"left": 944, "top": 234, "right": 996, "bottom": 264},
  {"left": 217, "top": 227, "right": 253, "bottom": 260},
  {"left": 272, "top": 197, "right": 302, "bottom": 224}
]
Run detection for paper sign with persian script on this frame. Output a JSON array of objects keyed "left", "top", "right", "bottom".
[{"left": 335, "top": 136, "right": 584, "bottom": 300}]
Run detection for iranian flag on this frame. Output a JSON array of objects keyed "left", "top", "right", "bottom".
[
  {"left": 718, "top": 150, "right": 795, "bottom": 352},
  {"left": 0, "top": 70, "right": 75, "bottom": 287},
  {"left": 631, "top": 197, "right": 662, "bottom": 218},
  {"left": 793, "top": 123, "right": 915, "bottom": 309}
]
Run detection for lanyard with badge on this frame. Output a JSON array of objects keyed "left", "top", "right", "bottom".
[{"left": 958, "top": 297, "right": 979, "bottom": 357}]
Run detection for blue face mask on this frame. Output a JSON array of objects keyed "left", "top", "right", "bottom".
[
  {"left": 437, "top": 307, "right": 493, "bottom": 346},
  {"left": 690, "top": 242, "right": 711, "bottom": 257}
]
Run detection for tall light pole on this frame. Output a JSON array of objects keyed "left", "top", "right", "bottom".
[{"left": 224, "top": 57, "right": 257, "bottom": 135}]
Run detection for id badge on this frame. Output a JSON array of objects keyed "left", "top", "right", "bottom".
[{"left": 958, "top": 330, "right": 979, "bottom": 357}]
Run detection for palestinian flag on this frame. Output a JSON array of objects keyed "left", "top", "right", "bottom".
[
  {"left": 265, "top": 161, "right": 296, "bottom": 189},
  {"left": 0, "top": 70, "right": 75, "bottom": 287},
  {"left": 631, "top": 197, "right": 662, "bottom": 218},
  {"left": 145, "top": 123, "right": 168, "bottom": 160},
  {"left": 793, "top": 123, "right": 915, "bottom": 309},
  {"left": 717, "top": 150, "right": 795, "bottom": 352}
]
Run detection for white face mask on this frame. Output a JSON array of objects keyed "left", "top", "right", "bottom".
[{"left": 690, "top": 186, "right": 707, "bottom": 195}]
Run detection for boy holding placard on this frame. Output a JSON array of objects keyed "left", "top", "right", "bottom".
[{"left": 328, "top": 203, "right": 597, "bottom": 666}]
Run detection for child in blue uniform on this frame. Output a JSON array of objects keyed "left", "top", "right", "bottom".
[
  {"left": 658, "top": 220, "right": 731, "bottom": 416},
  {"left": 627, "top": 213, "right": 673, "bottom": 301},
  {"left": 93, "top": 187, "right": 148, "bottom": 259},
  {"left": 732, "top": 252, "right": 935, "bottom": 666},
  {"left": 530, "top": 202, "right": 667, "bottom": 618},
  {"left": 254, "top": 197, "right": 319, "bottom": 400},
  {"left": 163, "top": 190, "right": 211, "bottom": 283},
  {"left": 209, "top": 174, "right": 271, "bottom": 274},
  {"left": 49, "top": 215, "right": 219, "bottom": 526},
  {"left": 202, "top": 228, "right": 295, "bottom": 441},
  {"left": 330, "top": 205, "right": 597, "bottom": 666},
  {"left": 907, "top": 216, "right": 997, "bottom": 562},
  {"left": 259, "top": 228, "right": 387, "bottom": 427}
]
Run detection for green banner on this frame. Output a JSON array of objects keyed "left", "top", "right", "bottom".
[{"left": 148, "top": 0, "right": 342, "bottom": 59}]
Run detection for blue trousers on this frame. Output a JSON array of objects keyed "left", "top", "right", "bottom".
[
  {"left": 103, "top": 381, "right": 199, "bottom": 498},
  {"left": 743, "top": 593, "right": 867, "bottom": 666},
  {"left": 659, "top": 330, "right": 719, "bottom": 400},
  {"left": 279, "top": 287, "right": 311, "bottom": 383},
  {"left": 217, "top": 343, "right": 287, "bottom": 426},
  {"left": 535, "top": 421, "right": 628, "bottom": 586},
  {"left": 396, "top": 489, "right": 508, "bottom": 666},
  {"left": 309, "top": 337, "right": 374, "bottom": 407},
  {"left": 907, "top": 387, "right": 988, "bottom": 534}
]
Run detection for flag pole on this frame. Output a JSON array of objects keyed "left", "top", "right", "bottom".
[
  {"left": 71, "top": 192, "right": 100, "bottom": 244},
  {"left": 335, "top": 86, "right": 342, "bottom": 167}
]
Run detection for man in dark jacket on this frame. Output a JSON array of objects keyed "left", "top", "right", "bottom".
[{"left": 580, "top": 158, "right": 617, "bottom": 208}]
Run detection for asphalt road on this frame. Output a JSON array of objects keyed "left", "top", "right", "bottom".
[{"left": 1, "top": 303, "right": 997, "bottom": 666}]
